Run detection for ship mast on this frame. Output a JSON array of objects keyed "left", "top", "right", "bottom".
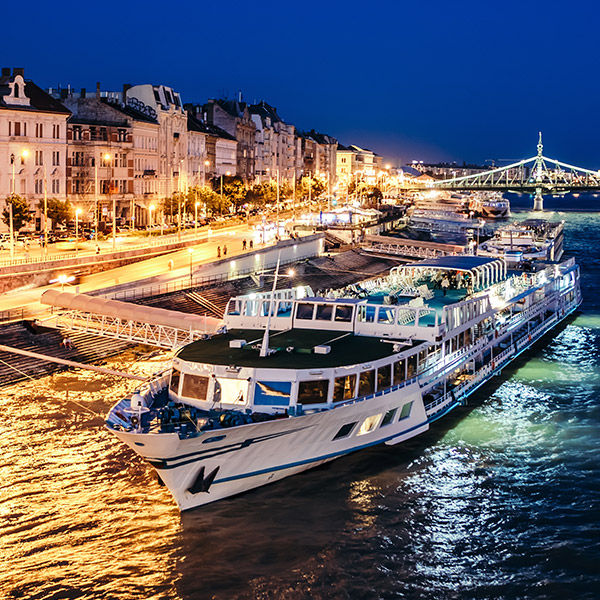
[{"left": 260, "top": 251, "right": 281, "bottom": 357}]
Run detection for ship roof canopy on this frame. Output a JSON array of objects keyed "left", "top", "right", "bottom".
[{"left": 397, "top": 255, "right": 506, "bottom": 288}]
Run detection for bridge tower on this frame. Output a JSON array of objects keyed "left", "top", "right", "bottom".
[{"left": 533, "top": 132, "right": 544, "bottom": 211}]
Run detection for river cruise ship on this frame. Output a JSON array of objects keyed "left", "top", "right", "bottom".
[
  {"left": 106, "top": 254, "right": 581, "bottom": 511},
  {"left": 478, "top": 219, "right": 564, "bottom": 264}
]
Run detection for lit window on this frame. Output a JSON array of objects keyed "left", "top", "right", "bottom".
[{"left": 357, "top": 414, "right": 382, "bottom": 436}]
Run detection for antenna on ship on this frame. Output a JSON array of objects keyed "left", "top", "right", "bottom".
[{"left": 260, "top": 251, "right": 281, "bottom": 357}]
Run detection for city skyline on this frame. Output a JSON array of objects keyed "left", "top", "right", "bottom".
[{"left": 4, "top": 0, "right": 599, "bottom": 168}]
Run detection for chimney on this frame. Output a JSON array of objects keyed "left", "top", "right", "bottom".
[
  {"left": 13, "top": 67, "right": 24, "bottom": 77},
  {"left": 60, "top": 88, "right": 68, "bottom": 100},
  {"left": 122, "top": 83, "right": 131, "bottom": 102},
  {"left": 81, "top": 88, "right": 86, "bottom": 99},
  {"left": 2, "top": 67, "right": 10, "bottom": 77},
  {"left": 96, "top": 82, "right": 101, "bottom": 99},
  {"left": 238, "top": 90, "right": 242, "bottom": 103}
]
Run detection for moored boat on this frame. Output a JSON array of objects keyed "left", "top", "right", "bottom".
[{"left": 106, "top": 254, "right": 581, "bottom": 511}]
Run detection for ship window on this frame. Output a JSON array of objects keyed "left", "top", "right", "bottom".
[
  {"left": 333, "top": 374, "right": 357, "bottom": 402},
  {"left": 169, "top": 369, "right": 181, "bottom": 394},
  {"left": 465, "top": 328, "right": 472, "bottom": 346},
  {"left": 296, "top": 302, "right": 315, "bottom": 320},
  {"left": 358, "top": 369, "right": 375, "bottom": 396},
  {"left": 358, "top": 305, "right": 376, "bottom": 323},
  {"left": 215, "top": 378, "right": 249, "bottom": 405},
  {"left": 334, "top": 305, "right": 353, "bottom": 322},
  {"left": 298, "top": 379, "right": 329, "bottom": 404},
  {"left": 276, "top": 301, "right": 293, "bottom": 317},
  {"left": 377, "top": 307, "right": 395, "bottom": 324},
  {"left": 316, "top": 304, "right": 333, "bottom": 321},
  {"left": 393, "top": 359, "right": 406, "bottom": 384},
  {"left": 260, "top": 300, "right": 274, "bottom": 316},
  {"left": 381, "top": 408, "right": 397, "bottom": 427},
  {"left": 398, "top": 401, "right": 413, "bottom": 421},
  {"left": 181, "top": 374, "right": 209, "bottom": 400},
  {"left": 377, "top": 364, "right": 392, "bottom": 390},
  {"left": 333, "top": 422, "right": 357, "bottom": 440},
  {"left": 407, "top": 355, "right": 418, "bottom": 378},
  {"left": 357, "top": 414, "right": 382, "bottom": 436},
  {"left": 254, "top": 380, "right": 291, "bottom": 406}
]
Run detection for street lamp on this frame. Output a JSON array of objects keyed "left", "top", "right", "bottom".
[
  {"left": 188, "top": 247, "right": 194, "bottom": 286},
  {"left": 148, "top": 204, "right": 155, "bottom": 240},
  {"left": 204, "top": 160, "right": 210, "bottom": 187},
  {"left": 8, "top": 149, "right": 28, "bottom": 259},
  {"left": 75, "top": 207, "right": 82, "bottom": 254},
  {"left": 102, "top": 153, "right": 115, "bottom": 252},
  {"left": 195, "top": 201, "right": 200, "bottom": 238}
]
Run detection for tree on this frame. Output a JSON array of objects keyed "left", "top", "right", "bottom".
[
  {"left": 37, "top": 197, "right": 72, "bottom": 228},
  {"left": 189, "top": 185, "right": 223, "bottom": 216},
  {"left": 298, "top": 176, "right": 326, "bottom": 200},
  {"left": 161, "top": 192, "right": 187, "bottom": 224},
  {"left": 2, "top": 194, "right": 32, "bottom": 232},
  {"left": 211, "top": 175, "right": 246, "bottom": 211}
]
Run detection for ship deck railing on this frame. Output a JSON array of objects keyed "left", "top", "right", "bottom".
[{"left": 425, "top": 294, "right": 579, "bottom": 418}]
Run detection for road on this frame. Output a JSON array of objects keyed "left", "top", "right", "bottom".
[{"left": 0, "top": 221, "right": 283, "bottom": 313}]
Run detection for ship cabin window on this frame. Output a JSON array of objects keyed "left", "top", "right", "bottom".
[
  {"left": 298, "top": 379, "right": 329, "bottom": 404},
  {"left": 333, "top": 373, "right": 357, "bottom": 402},
  {"left": 393, "top": 359, "right": 406, "bottom": 384},
  {"left": 407, "top": 355, "right": 418, "bottom": 378},
  {"left": 377, "top": 364, "right": 392, "bottom": 390},
  {"left": 357, "top": 414, "right": 382, "bottom": 436},
  {"left": 464, "top": 328, "right": 472, "bottom": 346},
  {"left": 260, "top": 300, "right": 274, "bottom": 317},
  {"left": 296, "top": 302, "right": 315, "bottom": 320},
  {"left": 226, "top": 301, "right": 240, "bottom": 315},
  {"left": 316, "top": 304, "right": 334, "bottom": 321},
  {"left": 381, "top": 408, "right": 397, "bottom": 427},
  {"left": 358, "top": 369, "right": 375, "bottom": 396},
  {"left": 181, "top": 374, "right": 209, "bottom": 401},
  {"left": 334, "top": 305, "right": 353, "bottom": 322},
  {"left": 169, "top": 369, "right": 181, "bottom": 394},
  {"left": 378, "top": 307, "right": 395, "bottom": 324},
  {"left": 333, "top": 422, "right": 357, "bottom": 440},
  {"left": 458, "top": 331, "right": 465, "bottom": 348},
  {"left": 451, "top": 336, "right": 458, "bottom": 353},
  {"left": 277, "top": 301, "right": 293, "bottom": 317},
  {"left": 358, "top": 305, "right": 376, "bottom": 323},
  {"left": 398, "top": 401, "right": 413, "bottom": 421}
]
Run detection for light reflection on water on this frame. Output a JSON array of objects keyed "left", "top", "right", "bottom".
[{"left": 1, "top": 209, "right": 600, "bottom": 599}]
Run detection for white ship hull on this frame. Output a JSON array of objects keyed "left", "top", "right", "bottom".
[{"left": 111, "top": 382, "right": 427, "bottom": 510}]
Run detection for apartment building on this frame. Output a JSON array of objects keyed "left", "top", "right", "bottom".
[{"left": 0, "top": 67, "right": 70, "bottom": 231}]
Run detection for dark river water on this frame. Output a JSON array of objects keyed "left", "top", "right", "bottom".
[{"left": 1, "top": 194, "right": 599, "bottom": 599}]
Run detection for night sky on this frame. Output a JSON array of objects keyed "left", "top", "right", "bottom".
[{"left": 5, "top": 0, "right": 599, "bottom": 167}]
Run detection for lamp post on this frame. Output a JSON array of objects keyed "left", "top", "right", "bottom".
[
  {"left": 195, "top": 201, "right": 199, "bottom": 238},
  {"left": 43, "top": 164, "right": 48, "bottom": 258},
  {"left": 188, "top": 247, "right": 194, "bottom": 286},
  {"left": 203, "top": 160, "right": 210, "bottom": 187},
  {"left": 106, "top": 154, "right": 115, "bottom": 252},
  {"left": 276, "top": 168, "right": 280, "bottom": 235},
  {"left": 9, "top": 149, "right": 28, "bottom": 259},
  {"left": 75, "top": 208, "right": 82, "bottom": 254},
  {"left": 148, "top": 204, "right": 155, "bottom": 242}
]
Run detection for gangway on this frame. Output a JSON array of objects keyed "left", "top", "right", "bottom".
[
  {"left": 40, "top": 290, "right": 224, "bottom": 350},
  {"left": 362, "top": 235, "right": 466, "bottom": 259}
]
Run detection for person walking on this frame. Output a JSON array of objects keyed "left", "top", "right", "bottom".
[
  {"left": 242, "top": 239, "right": 247, "bottom": 250},
  {"left": 249, "top": 239, "right": 253, "bottom": 249},
  {"left": 441, "top": 276, "right": 450, "bottom": 297},
  {"left": 217, "top": 246, "right": 221, "bottom": 258},
  {"left": 223, "top": 244, "right": 228, "bottom": 257}
]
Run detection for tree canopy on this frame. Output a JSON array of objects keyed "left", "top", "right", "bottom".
[
  {"left": 2, "top": 194, "right": 32, "bottom": 231},
  {"left": 37, "top": 197, "right": 72, "bottom": 227}
]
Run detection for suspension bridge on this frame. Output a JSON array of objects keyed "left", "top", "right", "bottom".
[{"left": 425, "top": 133, "right": 600, "bottom": 210}]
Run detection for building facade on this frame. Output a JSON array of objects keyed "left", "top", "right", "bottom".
[
  {"left": 200, "top": 98, "right": 255, "bottom": 183},
  {"left": 0, "top": 67, "right": 70, "bottom": 231}
]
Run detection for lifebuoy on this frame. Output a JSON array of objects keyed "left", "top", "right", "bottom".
[
  {"left": 528, "top": 334, "right": 532, "bottom": 342},
  {"left": 491, "top": 361, "right": 495, "bottom": 370}
]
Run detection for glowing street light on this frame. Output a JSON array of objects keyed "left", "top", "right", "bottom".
[
  {"left": 8, "top": 149, "right": 28, "bottom": 259},
  {"left": 195, "top": 201, "right": 200, "bottom": 238},
  {"left": 148, "top": 204, "right": 155, "bottom": 241},
  {"left": 188, "top": 247, "right": 194, "bottom": 286},
  {"left": 75, "top": 207, "right": 82, "bottom": 254}
]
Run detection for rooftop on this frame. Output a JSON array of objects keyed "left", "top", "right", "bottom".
[{"left": 176, "top": 327, "right": 419, "bottom": 370}]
